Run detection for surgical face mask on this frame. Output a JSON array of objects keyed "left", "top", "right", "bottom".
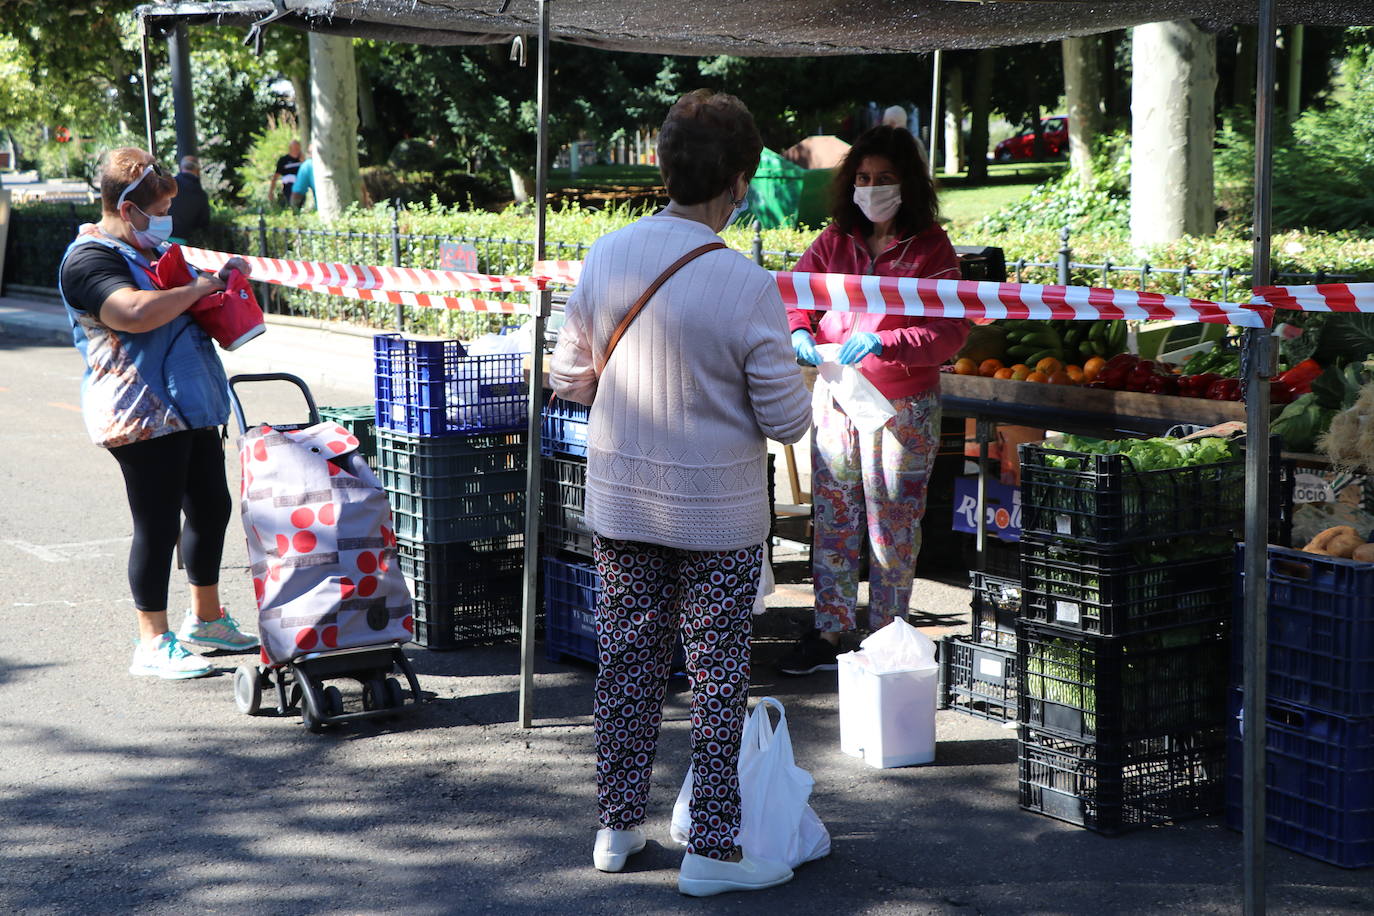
[
  {"left": 721, "top": 187, "right": 750, "bottom": 232},
  {"left": 129, "top": 204, "right": 173, "bottom": 249},
  {"left": 853, "top": 183, "right": 903, "bottom": 224}
]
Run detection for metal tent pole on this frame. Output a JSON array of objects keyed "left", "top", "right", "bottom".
[
  {"left": 928, "top": 50, "right": 943, "bottom": 176},
  {"left": 140, "top": 17, "right": 159, "bottom": 157},
  {"left": 1243, "top": 1, "right": 1277, "bottom": 913},
  {"left": 519, "top": 0, "right": 552, "bottom": 729}
]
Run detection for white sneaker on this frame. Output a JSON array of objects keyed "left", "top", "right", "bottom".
[
  {"left": 678, "top": 850, "right": 793, "bottom": 897},
  {"left": 129, "top": 632, "right": 215, "bottom": 680},
  {"left": 177, "top": 606, "right": 259, "bottom": 651},
  {"left": 593, "top": 827, "right": 647, "bottom": 872}
]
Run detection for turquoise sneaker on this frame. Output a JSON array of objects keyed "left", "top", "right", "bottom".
[
  {"left": 129, "top": 632, "right": 214, "bottom": 679},
  {"left": 178, "top": 607, "right": 260, "bottom": 651}
]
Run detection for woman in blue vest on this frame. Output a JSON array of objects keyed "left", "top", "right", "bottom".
[{"left": 59, "top": 147, "right": 259, "bottom": 680}]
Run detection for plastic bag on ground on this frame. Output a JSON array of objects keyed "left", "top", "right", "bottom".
[
  {"left": 813, "top": 343, "right": 896, "bottom": 435},
  {"left": 669, "top": 697, "right": 830, "bottom": 868},
  {"left": 858, "top": 617, "right": 938, "bottom": 674}
]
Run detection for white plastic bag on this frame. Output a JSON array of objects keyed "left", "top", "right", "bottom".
[
  {"left": 858, "top": 617, "right": 938, "bottom": 674},
  {"left": 813, "top": 343, "right": 896, "bottom": 435},
  {"left": 670, "top": 697, "right": 831, "bottom": 868},
  {"left": 752, "top": 557, "right": 775, "bottom": 616}
]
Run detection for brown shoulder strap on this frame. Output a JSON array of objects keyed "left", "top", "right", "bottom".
[{"left": 596, "top": 241, "right": 727, "bottom": 375}]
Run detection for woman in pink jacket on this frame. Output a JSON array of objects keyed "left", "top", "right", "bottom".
[{"left": 777, "top": 125, "right": 969, "bottom": 676}]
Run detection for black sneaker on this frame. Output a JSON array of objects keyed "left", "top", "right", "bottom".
[{"left": 776, "top": 631, "right": 841, "bottom": 676}]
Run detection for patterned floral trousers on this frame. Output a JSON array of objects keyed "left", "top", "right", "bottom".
[
  {"left": 592, "top": 535, "right": 763, "bottom": 860},
  {"left": 811, "top": 390, "right": 941, "bottom": 633}
]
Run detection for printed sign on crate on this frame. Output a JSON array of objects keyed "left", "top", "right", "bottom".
[
  {"left": 952, "top": 476, "right": 1021, "bottom": 542},
  {"left": 1290, "top": 467, "right": 1374, "bottom": 547},
  {"left": 438, "top": 242, "right": 479, "bottom": 272}
]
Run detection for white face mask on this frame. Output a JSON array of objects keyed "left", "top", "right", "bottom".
[
  {"left": 720, "top": 182, "right": 750, "bottom": 232},
  {"left": 129, "top": 204, "right": 173, "bottom": 249},
  {"left": 853, "top": 183, "right": 903, "bottom": 224}
]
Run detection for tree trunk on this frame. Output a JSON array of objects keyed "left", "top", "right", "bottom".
[
  {"left": 308, "top": 33, "right": 362, "bottom": 222},
  {"left": 1233, "top": 25, "right": 1256, "bottom": 113},
  {"left": 1062, "top": 35, "right": 1104, "bottom": 183},
  {"left": 356, "top": 56, "right": 385, "bottom": 165},
  {"left": 967, "top": 50, "right": 993, "bottom": 182},
  {"left": 508, "top": 166, "right": 532, "bottom": 204},
  {"left": 1130, "top": 21, "right": 1218, "bottom": 247},
  {"left": 290, "top": 71, "right": 313, "bottom": 154},
  {"left": 943, "top": 65, "right": 964, "bottom": 177}
]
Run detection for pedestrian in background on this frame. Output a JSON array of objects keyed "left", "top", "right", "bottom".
[
  {"left": 290, "top": 155, "right": 315, "bottom": 211},
  {"left": 168, "top": 155, "right": 210, "bottom": 245},
  {"left": 269, "top": 139, "right": 302, "bottom": 207},
  {"left": 57, "top": 147, "right": 259, "bottom": 681},
  {"left": 778, "top": 125, "right": 968, "bottom": 677},
  {"left": 550, "top": 89, "right": 810, "bottom": 896}
]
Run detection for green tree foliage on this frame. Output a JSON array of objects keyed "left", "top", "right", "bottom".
[{"left": 1216, "top": 44, "right": 1374, "bottom": 232}]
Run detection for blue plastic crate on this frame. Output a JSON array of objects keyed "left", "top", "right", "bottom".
[
  {"left": 541, "top": 395, "right": 589, "bottom": 457},
  {"left": 1225, "top": 690, "right": 1374, "bottom": 868},
  {"left": 544, "top": 555, "right": 599, "bottom": 664},
  {"left": 1233, "top": 545, "right": 1374, "bottom": 717},
  {"left": 374, "top": 333, "right": 528, "bottom": 437}
]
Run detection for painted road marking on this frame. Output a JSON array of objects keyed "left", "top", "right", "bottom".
[
  {"left": 6, "top": 536, "right": 132, "bottom": 563},
  {"left": 48, "top": 402, "right": 82, "bottom": 413}
]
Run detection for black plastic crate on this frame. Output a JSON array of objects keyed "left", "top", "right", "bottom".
[
  {"left": 377, "top": 429, "right": 527, "bottom": 543},
  {"left": 970, "top": 570, "right": 1018, "bottom": 649},
  {"left": 374, "top": 333, "right": 528, "bottom": 437},
  {"left": 1018, "top": 441, "right": 1245, "bottom": 546},
  {"left": 941, "top": 636, "right": 1017, "bottom": 723},
  {"left": 318, "top": 405, "right": 377, "bottom": 463},
  {"left": 397, "top": 535, "right": 526, "bottom": 649},
  {"left": 544, "top": 554, "right": 599, "bottom": 664},
  {"left": 962, "top": 532, "right": 1021, "bottom": 580},
  {"left": 1224, "top": 691, "right": 1374, "bottom": 868},
  {"left": 1018, "top": 621, "right": 1230, "bottom": 743},
  {"left": 1020, "top": 538, "right": 1233, "bottom": 636},
  {"left": 541, "top": 454, "right": 593, "bottom": 558},
  {"left": 1019, "top": 726, "right": 1227, "bottom": 835},
  {"left": 1233, "top": 544, "right": 1374, "bottom": 718}
]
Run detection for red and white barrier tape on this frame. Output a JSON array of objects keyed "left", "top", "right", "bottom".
[
  {"left": 1251, "top": 283, "right": 1374, "bottom": 313},
  {"left": 294, "top": 284, "right": 525, "bottom": 314},
  {"left": 535, "top": 259, "right": 1269, "bottom": 328},
  {"left": 183, "top": 246, "right": 547, "bottom": 295}
]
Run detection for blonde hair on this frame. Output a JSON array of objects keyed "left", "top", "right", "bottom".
[{"left": 99, "top": 147, "right": 177, "bottom": 214}]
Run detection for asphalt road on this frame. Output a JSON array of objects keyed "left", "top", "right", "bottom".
[{"left": 1, "top": 333, "right": 1371, "bottom": 915}]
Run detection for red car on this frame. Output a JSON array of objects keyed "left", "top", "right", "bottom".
[{"left": 994, "top": 116, "right": 1068, "bottom": 161}]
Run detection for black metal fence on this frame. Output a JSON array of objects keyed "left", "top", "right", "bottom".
[{"left": 5, "top": 207, "right": 1361, "bottom": 332}]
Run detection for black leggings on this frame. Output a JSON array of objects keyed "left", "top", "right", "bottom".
[{"left": 108, "top": 428, "right": 233, "bottom": 613}]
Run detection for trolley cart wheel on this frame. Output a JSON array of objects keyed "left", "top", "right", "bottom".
[
  {"left": 288, "top": 681, "right": 303, "bottom": 710},
  {"left": 233, "top": 664, "right": 263, "bottom": 715},
  {"left": 383, "top": 677, "right": 406, "bottom": 709},
  {"left": 362, "top": 677, "right": 387, "bottom": 711},
  {"left": 322, "top": 685, "right": 345, "bottom": 718},
  {"left": 300, "top": 695, "right": 325, "bottom": 733}
]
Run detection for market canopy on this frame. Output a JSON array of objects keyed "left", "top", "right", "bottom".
[{"left": 141, "top": 1, "right": 1374, "bottom": 54}]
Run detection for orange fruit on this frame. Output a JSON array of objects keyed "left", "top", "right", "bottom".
[
  {"left": 1026, "top": 370, "right": 1049, "bottom": 383},
  {"left": 1035, "top": 356, "right": 1063, "bottom": 376},
  {"left": 993, "top": 367, "right": 1014, "bottom": 380},
  {"left": 978, "top": 358, "right": 1003, "bottom": 377},
  {"left": 1048, "top": 370, "right": 1074, "bottom": 385},
  {"left": 1082, "top": 356, "right": 1107, "bottom": 381},
  {"left": 1064, "top": 365, "right": 1085, "bottom": 383},
  {"left": 1010, "top": 366, "right": 1032, "bottom": 381},
  {"left": 954, "top": 357, "right": 979, "bottom": 376},
  {"left": 1010, "top": 364, "right": 1029, "bottom": 374}
]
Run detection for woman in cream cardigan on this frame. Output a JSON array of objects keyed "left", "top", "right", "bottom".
[{"left": 550, "top": 89, "right": 811, "bottom": 897}]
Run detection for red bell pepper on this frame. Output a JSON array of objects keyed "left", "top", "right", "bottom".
[
  {"left": 1206, "top": 378, "right": 1243, "bottom": 401},
  {"left": 1269, "top": 379, "right": 1297, "bottom": 405},
  {"left": 1277, "top": 358, "right": 1322, "bottom": 395}
]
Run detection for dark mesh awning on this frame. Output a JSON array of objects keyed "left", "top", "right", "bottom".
[{"left": 140, "top": 1, "right": 1374, "bottom": 55}]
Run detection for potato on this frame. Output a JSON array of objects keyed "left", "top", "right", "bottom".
[
  {"left": 1327, "top": 534, "right": 1365, "bottom": 559},
  {"left": 1306, "top": 525, "right": 1359, "bottom": 553},
  {"left": 1353, "top": 543, "right": 1374, "bottom": 563}
]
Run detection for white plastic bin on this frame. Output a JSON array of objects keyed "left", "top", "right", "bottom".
[{"left": 838, "top": 650, "right": 939, "bottom": 768}]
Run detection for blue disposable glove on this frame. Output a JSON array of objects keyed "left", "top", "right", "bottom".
[
  {"left": 837, "top": 331, "right": 883, "bottom": 365},
  {"left": 791, "top": 329, "right": 821, "bottom": 366}
]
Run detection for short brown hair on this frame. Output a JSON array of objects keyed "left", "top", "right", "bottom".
[
  {"left": 657, "top": 90, "right": 763, "bottom": 206},
  {"left": 99, "top": 147, "right": 177, "bottom": 214},
  {"left": 831, "top": 126, "right": 940, "bottom": 237}
]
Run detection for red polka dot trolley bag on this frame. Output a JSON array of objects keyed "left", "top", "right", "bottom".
[{"left": 227, "top": 372, "right": 421, "bottom": 732}]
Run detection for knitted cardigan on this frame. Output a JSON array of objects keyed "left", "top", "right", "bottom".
[{"left": 549, "top": 213, "right": 812, "bottom": 552}]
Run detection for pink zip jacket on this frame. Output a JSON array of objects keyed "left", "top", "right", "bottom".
[{"left": 787, "top": 222, "right": 969, "bottom": 400}]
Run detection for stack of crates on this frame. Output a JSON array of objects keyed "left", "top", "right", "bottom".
[
  {"left": 541, "top": 395, "right": 599, "bottom": 664},
  {"left": 372, "top": 334, "right": 529, "bottom": 649},
  {"left": 318, "top": 405, "right": 377, "bottom": 466},
  {"left": 1012, "top": 438, "right": 1245, "bottom": 834},
  {"left": 941, "top": 571, "right": 1020, "bottom": 722},
  {"left": 1227, "top": 546, "right": 1374, "bottom": 867}
]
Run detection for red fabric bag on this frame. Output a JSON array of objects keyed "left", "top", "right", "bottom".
[{"left": 153, "top": 244, "right": 266, "bottom": 351}]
